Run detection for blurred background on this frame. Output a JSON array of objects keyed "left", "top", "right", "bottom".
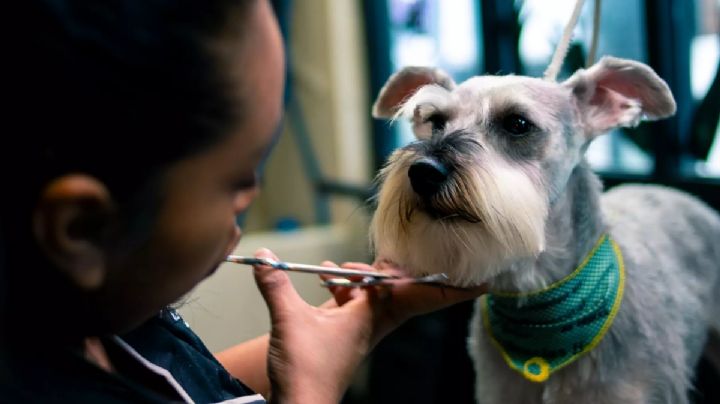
[{"left": 179, "top": 0, "right": 720, "bottom": 402}]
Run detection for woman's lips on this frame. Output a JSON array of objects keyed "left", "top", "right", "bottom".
[
  {"left": 206, "top": 226, "right": 243, "bottom": 278},
  {"left": 224, "top": 225, "right": 242, "bottom": 257}
]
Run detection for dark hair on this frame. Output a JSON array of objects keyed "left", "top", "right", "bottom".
[
  {"left": 1, "top": 0, "right": 257, "bottom": 339},
  {"left": 6, "top": 0, "right": 256, "bottom": 200}
]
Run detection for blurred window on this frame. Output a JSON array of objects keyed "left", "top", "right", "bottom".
[
  {"left": 387, "top": 0, "right": 483, "bottom": 146},
  {"left": 373, "top": 0, "right": 719, "bottom": 180},
  {"left": 688, "top": 0, "right": 719, "bottom": 177}
]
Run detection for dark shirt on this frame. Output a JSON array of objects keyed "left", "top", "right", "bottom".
[
  {"left": 0, "top": 309, "right": 265, "bottom": 403},
  {"left": 123, "top": 308, "right": 264, "bottom": 403}
]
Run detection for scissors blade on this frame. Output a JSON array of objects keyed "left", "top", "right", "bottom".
[
  {"left": 225, "top": 255, "right": 398, "bottom": 279},
  {"left": 322, "top": 273, "right": 450, "bottom": 288}
]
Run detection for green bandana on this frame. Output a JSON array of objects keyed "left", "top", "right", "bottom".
[{"left": 481, "top": 234, "right": 625, "bottom": 383}]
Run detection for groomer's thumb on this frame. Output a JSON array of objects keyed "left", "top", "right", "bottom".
[{"left": 252, "top": 248, "right": 304, "bottom": 320}]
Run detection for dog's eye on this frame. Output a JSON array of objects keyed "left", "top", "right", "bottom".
[
  {"left": 425, "top": 114, "right": 447, "bottom": 132},
  {"left": 502, "top": 114, "right": 535, "bottom": 136}
]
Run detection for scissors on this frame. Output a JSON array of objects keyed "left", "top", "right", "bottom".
[{"left": 224, "top": 255, "right": 450, "bottom": 288}]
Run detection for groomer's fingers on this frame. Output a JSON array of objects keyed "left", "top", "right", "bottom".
[
  {"left": 341, "top": 261, "right": 485, "bottom": 308},
  {"left": 252, "top": 248, "right": 306, "bottom": 320},
  {"left": 319, "top": 261, "right": 364, "bottom": 304},
  {"left": 344, "top": 261, "right": 408, "bottom": 279},
  {"left": 340, "top": 262, "right": 376, "bottom": 271}
]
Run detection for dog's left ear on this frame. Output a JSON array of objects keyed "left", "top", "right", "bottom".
[
  {"left": 372, "top": 66, "right": 456, "bottom": 119},
  {"left": 563, "top": 56, "right": 676, "bottom": 138}
]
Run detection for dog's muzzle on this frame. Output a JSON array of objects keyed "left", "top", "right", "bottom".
[{"left": 401, "top": 132, "right": 484, "bottom": 222}]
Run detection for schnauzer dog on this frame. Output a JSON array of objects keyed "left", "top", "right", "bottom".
[{"left": 370, "top": 57, "right": 720, "bottom": 403}]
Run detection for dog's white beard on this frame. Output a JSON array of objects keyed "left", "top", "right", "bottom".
[{"left": 371, "top": 157, "right": 548, "bottom": 286}]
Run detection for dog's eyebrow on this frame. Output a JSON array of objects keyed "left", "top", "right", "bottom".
[
  {"left": 492, "top": 102, "right": 532, "bottom": 118},
  {"left": 395, "top": 84, "right": 452, "bottom": 121}
]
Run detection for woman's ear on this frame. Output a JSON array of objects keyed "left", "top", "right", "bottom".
[{"left": 33, "top": 174, "right": 114, "bottom": 291}]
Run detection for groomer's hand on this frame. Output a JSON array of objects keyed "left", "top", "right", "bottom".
[{"left": 252, "top": 248, "right": 486, "bottom": 404}]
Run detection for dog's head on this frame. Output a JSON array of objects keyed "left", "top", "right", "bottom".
[{"left": 370, "top": 57, "right": 675, "bottom": 286}]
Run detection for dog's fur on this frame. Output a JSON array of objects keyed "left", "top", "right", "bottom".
[{"left": 370, "top": 58, "right": 720, "bottom": 403}]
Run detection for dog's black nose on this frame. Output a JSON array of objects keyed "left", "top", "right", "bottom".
[{"left": 408, "top": 157, "right": 449, "bottom": 197}]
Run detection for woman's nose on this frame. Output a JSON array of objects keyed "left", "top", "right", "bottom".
[{"left": 233, "top": 186, "right": 259, "bottom": 215}]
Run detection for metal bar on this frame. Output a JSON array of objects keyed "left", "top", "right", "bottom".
[
  {"left": 362, "top": 1, "right": 397, "bottom": 171},
  {"left": 644, "top": 0, "right": 695, "bottom": 180},
  {"left": 480, "top": 0, "right": 521, "bottom": 75}
]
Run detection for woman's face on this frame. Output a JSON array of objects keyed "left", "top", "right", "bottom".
[{"left": 98, "top": 0, "right": 285, "bottom": 332}]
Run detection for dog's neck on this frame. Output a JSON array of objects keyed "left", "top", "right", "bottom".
[{"left": 491, "top": 160, "right": 607, "bottom": 293}]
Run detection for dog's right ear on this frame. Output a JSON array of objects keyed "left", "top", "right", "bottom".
[
  {"left": 372, "top": 67, "right": 456, "bottom": 119},
  {"left": 562, "top": 56, "right": 676, "bottom": 138}
]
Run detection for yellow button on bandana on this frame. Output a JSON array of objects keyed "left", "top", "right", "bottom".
[{"left": 481, "top": 234, "right": 625, "bottom": 382}]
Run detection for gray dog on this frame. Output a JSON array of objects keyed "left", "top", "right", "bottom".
[{"left": 369, "top": 56, "right": 720, "bottom": 403}]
